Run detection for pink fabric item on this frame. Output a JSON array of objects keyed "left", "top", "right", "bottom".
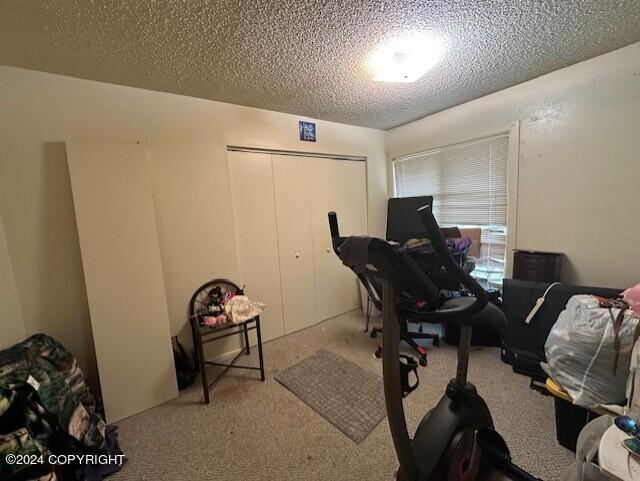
[
  {"left": 202, "top": 314, "right": 228, "bottom": 327},
  {"left": 624, "top": 283, "right": 640, "bottom": 316}
]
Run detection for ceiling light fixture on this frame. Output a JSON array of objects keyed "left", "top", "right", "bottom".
[{"left": 368, "top": 32, "right": 445, "bottom": 83}]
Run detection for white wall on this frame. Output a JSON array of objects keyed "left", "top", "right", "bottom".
[
  {"left": 0, "top": 140, "right": 98, "bottom": 388},
  {"left": 0, "top": 66, "right": 387, "bottom": 384},
  {"left": 0, "top": 210, "right": 24, "bottom": 347},
  {"left": 387, "top": 42, "right": 640, "bottom": 289}
]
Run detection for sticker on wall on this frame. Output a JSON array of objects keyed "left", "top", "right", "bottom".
[{"left": 299, "top": 121, "right": 316, "bottom": 142}]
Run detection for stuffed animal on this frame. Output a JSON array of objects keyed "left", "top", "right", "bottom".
[{"left": 202, "top": 314, "right": 228, "bottom": 328}]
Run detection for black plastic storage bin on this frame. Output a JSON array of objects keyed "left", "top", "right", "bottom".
[
  {"left": 513, "top": 250, "right": 563, "bottom": 282},
  {"left": 553, "top": 397, "right": 599, "bottom": 451}
]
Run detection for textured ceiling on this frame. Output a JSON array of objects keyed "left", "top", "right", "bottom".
[{"left": 1, "top": 1, "right": 640, "bottom": 130}]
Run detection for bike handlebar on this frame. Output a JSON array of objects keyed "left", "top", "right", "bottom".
[{"left": 416, "top": 204, "right": 488, "bottom": 317}]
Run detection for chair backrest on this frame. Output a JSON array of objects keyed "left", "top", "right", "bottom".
[{"left": 386, "top": 195, "right": 434, "bottom": 243}]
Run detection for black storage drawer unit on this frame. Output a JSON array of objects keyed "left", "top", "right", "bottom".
[{"left": 513, "top": 250, "right": 563, "bottom": 282}]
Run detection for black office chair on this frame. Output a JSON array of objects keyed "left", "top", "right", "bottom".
[{"left": 329, "top": 215, "right": 439, "bottom": 367}]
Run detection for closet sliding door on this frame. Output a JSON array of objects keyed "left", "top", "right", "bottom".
[
  {"left": 229, "top": 150, "right": 367, "bottom": 338},
  {"left": 311, "top": 159, "right": 367, "bottom": 321},
  {"left": 272, "top": 155, "right": 317, "bottom": 334},
  {"left": 228, "top": 151, "right": 285, "bottom": 342}
]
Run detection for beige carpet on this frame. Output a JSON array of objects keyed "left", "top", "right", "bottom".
[{"left": 110, "top": 311, "right": 574, "bottom": 481}]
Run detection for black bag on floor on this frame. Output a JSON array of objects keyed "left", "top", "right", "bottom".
[{"left": 172, "top": 336, "right": 196, "bottom": 390}]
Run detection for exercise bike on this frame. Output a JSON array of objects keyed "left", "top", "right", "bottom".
[{"left": 328, "top": 204, "right": 542, "bottom": 481}]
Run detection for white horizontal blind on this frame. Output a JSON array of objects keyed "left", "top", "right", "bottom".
[{"left": 393, "top": 134, "right": 509, "bottom": 288}]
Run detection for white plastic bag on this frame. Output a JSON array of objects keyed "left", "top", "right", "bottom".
[
  {"left": 626, "top": 339, "right": 640, "bottom": 416},
  {"left": 542, "top": 295, "right": 639, "bottom": 409}
]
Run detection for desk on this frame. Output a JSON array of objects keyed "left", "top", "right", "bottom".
[{"left": 599, "top": 424, "right": 640, "bottom": 481}]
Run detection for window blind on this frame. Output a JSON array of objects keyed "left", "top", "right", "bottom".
[{"left": 393, "top": 134, "right": 509, "bottom": 288}]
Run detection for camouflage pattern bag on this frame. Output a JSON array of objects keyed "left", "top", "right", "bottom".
[
  {"left": 0, "top": 334, "right": 106, "bottom": 448},
  {"left": 0, "top": 334, "right": 122, "bottom": 480},
  {"left": 0, "top": 384, "right": 85, "bottom": 480}
]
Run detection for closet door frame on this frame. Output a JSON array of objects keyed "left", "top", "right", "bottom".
[{"left": 227, "top": 146, "right": 368, "bottom": 335}]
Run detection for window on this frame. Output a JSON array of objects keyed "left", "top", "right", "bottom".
[{"left": 393, "top": 134, "right": 509, "bottom": 288}]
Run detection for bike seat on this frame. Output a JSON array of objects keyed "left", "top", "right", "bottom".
[
  {"left": 399, "top": 296, "right": 506, "bottom": 330},
  {"left": 439, "top": 297, "right": 507, "bottom": 330}
]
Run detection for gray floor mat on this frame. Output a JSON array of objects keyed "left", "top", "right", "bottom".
[{"left": 275, "top": 349, "right": 386, "bottom": 443}]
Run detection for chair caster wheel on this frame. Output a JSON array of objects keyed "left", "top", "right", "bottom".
[
  {"left": 433, "top": 338, "right": 440, "bottom": 347},
  {"left": 370, "top": 330, "right": 377, "bottom": 339},
  {"left": 374, "top": 347, "right": 382, "bottom": 358},
  {"left": 419, "top": 357, "right": 428, "bottom": 367}
]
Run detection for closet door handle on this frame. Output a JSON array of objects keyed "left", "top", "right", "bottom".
[
  {"left": 326, "top": 247, "right": 331, "bottom": 253},
  {"left": 295, "top": 251, "right": 301, "bottom": 259}
]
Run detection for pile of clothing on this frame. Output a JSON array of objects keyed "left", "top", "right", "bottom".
[
  {"left": 0, "top": 334, "right": 125, "bottom": 481},
  {"left": 401, "top": 235, "right": 473, "bottom": 253},
  {"left": 199, "top": 285, "right": 265, "bottom": 328}
]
